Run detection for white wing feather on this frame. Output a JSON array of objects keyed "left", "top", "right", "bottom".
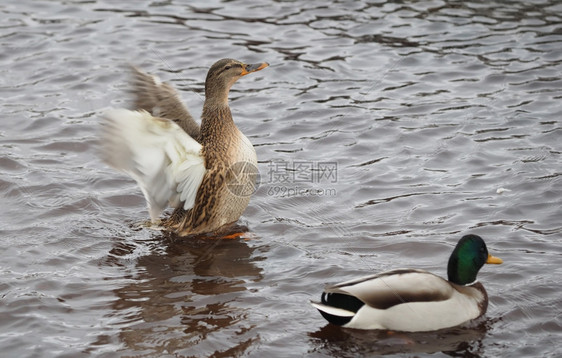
[
  {"left": 310, "top": 302, "right": 355, "bottom": 317},
  {"left": 100, "top": 109, "right": 206, "bottom": 222}
]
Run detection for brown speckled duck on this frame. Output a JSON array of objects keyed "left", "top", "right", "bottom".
[{"left": 100, "top": 59, "right": 268, "bottom": 236}]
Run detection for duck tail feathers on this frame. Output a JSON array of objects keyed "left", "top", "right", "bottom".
[{"left": 311, "top": 301, "right": 355, "bottom": 326}]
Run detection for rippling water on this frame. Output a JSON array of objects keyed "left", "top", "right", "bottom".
[{"left": 1, "top": 0, "right": 561, "bottom": 357}]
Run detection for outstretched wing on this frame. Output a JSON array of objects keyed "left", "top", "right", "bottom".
[
  {"left": 130, "top": 66, "right": 201, "bottom": 141},
  {"left": 100, "top": 109, "right": 206, "bottom": 222}
]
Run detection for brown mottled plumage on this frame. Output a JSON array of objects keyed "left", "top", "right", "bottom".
[{"left": 101, "top": 59, "right": 268, "bottom": 236}]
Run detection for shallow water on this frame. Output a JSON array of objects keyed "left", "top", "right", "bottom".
[{"left": 1, "top": 0, "right": 561, "bottom": 357}]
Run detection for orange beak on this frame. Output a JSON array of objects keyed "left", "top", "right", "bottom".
[
  {"left": 486, "top": 253, "right": 503, "bottom": 264},
  {"left": 241, "top": 62, "right": 269, "bottom": 76}
]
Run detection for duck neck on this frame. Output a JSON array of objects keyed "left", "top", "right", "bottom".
[
  {"left": 447, "top": 253, "right": 480, "bottom": 285},
  {"left": 200, "top": 102, "right": 237, "bottom": 145},
  {"left": 204, "top": 76, "right": 234, "bottom": 108}
]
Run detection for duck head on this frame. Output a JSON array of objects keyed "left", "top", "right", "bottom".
[
  {"left": 447, "top": 234, "right": 502, "bottom": 285},
  {"left": 204, "top": 58, "right": 269, "bottom": 106}
]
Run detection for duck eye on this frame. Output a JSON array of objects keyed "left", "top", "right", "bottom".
[{"left": 224, "top": 65, "right": 232, "bottom": 70}]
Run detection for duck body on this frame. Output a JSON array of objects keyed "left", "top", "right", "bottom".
[
  {"left": 101, "top": 59, "right": 267, "bottom": 236},
  {"left": 313, "top": 269, "right": 487, "bottom": 331},
  {"left": 165, "top": 104, "right": 258, "bottom": 235},
  {"left": 312, "top": 235, "right": 502, "bottom": 332}
]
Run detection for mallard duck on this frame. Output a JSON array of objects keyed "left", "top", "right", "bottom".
[
  {"left": 100, "top": 59, "right": 269, "bottom": 236},
  {"left": 311, "top": 234, "right": 503, "bottom": 331}
]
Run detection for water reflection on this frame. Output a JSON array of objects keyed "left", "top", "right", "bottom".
[
  {"left": 106, "top": 227, "right": 263, "bottom": 356},
  {"left": 309, "top": 319, "right": 494, "bottom": 357}
]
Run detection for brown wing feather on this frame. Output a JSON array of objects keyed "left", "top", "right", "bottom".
[
  {"left": 129, "top": 66, "right": 201, "bottom": 141},
  {"left": 191, "top": 165, "right": 226, "bottom": 229},
  {"left": 166, "top": 164, "right": 227, "bottom": 234}
]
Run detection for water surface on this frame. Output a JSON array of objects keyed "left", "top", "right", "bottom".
[{"left": 0, "top": 0, "right": 561, "bottom": 357}]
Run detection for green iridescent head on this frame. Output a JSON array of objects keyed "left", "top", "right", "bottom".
[{"left": 447, "top": 234, "right": 502, "bottom": 285}]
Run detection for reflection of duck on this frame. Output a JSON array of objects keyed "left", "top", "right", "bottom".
[
  {"left": 312, "top": 235, "right": 503, "bottom": 331},
  {"left": 101, "top": 59, "right": 268, "bottom": 236},
  {"left": 309, "top": 320, "right": 489, "bottom": 355},
  {"left": 109, "top": 233, "right": 264, "bottom": 355}
]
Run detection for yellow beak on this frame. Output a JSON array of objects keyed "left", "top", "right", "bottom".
[{"left": 486, "top": 253, "right": 503, "bottom": 264}]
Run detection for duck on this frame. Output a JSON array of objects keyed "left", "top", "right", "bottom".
[
  {"left": 311, "top": 234, "right": 503, "bottom": 331},
  {"left": 100, "top": 58, "right": 269, "bottom": 236}
]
